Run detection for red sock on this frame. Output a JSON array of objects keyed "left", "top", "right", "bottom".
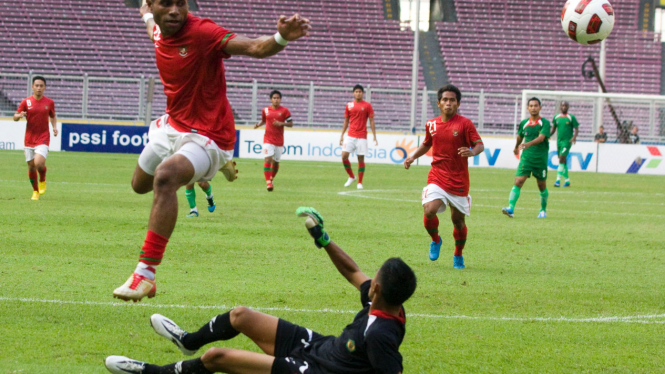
[
  {"left": 343, "top": 160, "right": 355, "bottom": 178},
  {"left": 139, "top": 231, "right": 169, "bottom": 266},
  {"left": 263, "top": 162, "right": 272, "bottom": 182},
  {"left": 271, "top": 163, "right": 279, "bottom": 179},
  {"left": 358, "top": 162, "right": 365, "bottom": 183},
  {"left": 39, "top": 166, "right": 47, "bottom": 182},
  {"left": 28, "top": 171, "right": 38, "bottom": 191},
  {"left": 423, "top": 215, "right": 440, "bottom": 243},
  {"left": 453, "top": 226, "right": 468, "bottom": 256}
]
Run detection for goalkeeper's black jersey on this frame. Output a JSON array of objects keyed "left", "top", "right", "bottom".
[{"left": 291, "top": 280, "right": 406, "bottom": 374}]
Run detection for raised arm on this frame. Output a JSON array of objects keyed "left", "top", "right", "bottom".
[
  {"left": 224, "top": 14, "right": 310, "bottom": 58},
  {"left": 297, "top": 207, "right": 369, "bottom": 290},
  {"left": 140, "top": 4, "right": 156, "bottom": 42}
]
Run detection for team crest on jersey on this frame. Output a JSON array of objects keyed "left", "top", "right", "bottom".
[
  {"left": 346, "top": 339, "right": 356, "bottom": 352},
  {"left": 179, "top": 46, "right": 189, "bottom": 57},
  {"left": 453, "top": 130, "right": 459, "bottom": 137}
]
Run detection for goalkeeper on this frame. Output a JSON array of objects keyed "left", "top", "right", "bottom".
[{"left": 105, "top": 207, "right": 417, "bottom": 374}]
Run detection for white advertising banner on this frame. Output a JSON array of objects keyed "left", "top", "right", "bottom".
[
  {"left": 239, "top": 129, "right": 420, "bottom": 165},
  {"left": 598, "top": 144, "right": 665, "bottom": 175},
  {"left": 0, "top": 120, "right": 62, "bottom": 151}
]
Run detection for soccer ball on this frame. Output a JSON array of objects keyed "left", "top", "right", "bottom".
[{"left": 561, "top": 0, "right": 615, "bottom": 45}]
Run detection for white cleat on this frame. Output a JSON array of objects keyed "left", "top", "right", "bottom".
[
  {"left": 112, "top": 273, "right": 156, "bottom": 302},
  {"left": 150, "top": 314, "right": 197, "bottom": 356},
  {"left": 357, "top": 183, "right": 364, "bottom": 189},
  {"left": 104, "top": 356, "right": 146, "bottom": 374},
  {"left": 344, "top": 177, "right": 356, "bottom": 187}
]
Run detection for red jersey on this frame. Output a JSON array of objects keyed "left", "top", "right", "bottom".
[
  {"left": 262, "top": 106, "right": 292, "bottom": 147},
  {"left": 16, "top": 95, "right": 55, "bottom": 147},
  {"left": 345, "top": 100, "right": 374, "bottom": 139},
  {"left": 153, "top": 14, "right": 237, "bottom": 150},
  {"left": 423, "top": 114, "right": 483, "bottom": 196}
]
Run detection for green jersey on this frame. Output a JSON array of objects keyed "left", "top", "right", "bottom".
[
  {"left": 518, "top": 117, "right": 550, "bottom": 165},
  {"left": 552, "top": 113, "right": 579, "bottom": 142}
]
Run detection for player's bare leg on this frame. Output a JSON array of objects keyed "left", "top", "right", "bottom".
[
  {"left": 503, "top": 176, "right": 527, "bottom": 218},
  {"left": 450, "top": 206, "right": 467, "bottom": 269},
  {"left": 33, "top": 154, "right": 47, "bottom": 195},
  {"left": 114, "top": 155, "right": 195, "bottom": 302},
  {"left": 131, "top": 165, "right": 154, "bottom": 194},
  {"left": 26, "top": 159, "right": 40, "bottom": 200},
  {"left": 423, "top": 200, "right": 444, "bottom": 261},
  {"left": 342, "top": 152, "right": 356, "bottom": 187},
  {"left": 263, "top": 155, "right": 274, "bottom": 191},
  {"left": 537, "top": 178, "right": 548, "bottom": 218},
  {"left": 357, "top": 155, "right": 365, "bottom": 189}
]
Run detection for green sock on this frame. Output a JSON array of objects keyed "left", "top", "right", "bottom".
[
  {"left": 185, "top": 188, "right": 196, "bottom": 209},
  {"left": 563, "top": 164, "right": 569, "bottom": 180},
  {"left": 509, "top": 185, "right": 521, "bottom": 210},
  {"left": 540, "top": 188, "right": 549, "bottom": 212},
  {"left": 202, "top": 184, "right": 213, "bottom": 198},
  {"left": 557, "top": 164, "right": 564, "bottom": 180}
]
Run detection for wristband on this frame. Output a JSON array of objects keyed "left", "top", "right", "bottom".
[
  {"left": 274, "top": 32, "right": 288, "bottom": 46},
  {"left": 142, "top": 13, "right": 154, "bottom": 23}
]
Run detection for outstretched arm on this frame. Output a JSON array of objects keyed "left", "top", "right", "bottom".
[
  {"left": 297, "top": 207, "right": 369, "bottom": 290},
  {"left": 224, "top": 14, "right": 310, "bottom": 58},
  {"left": 322, "top": 240, "right": 370, "bottom": 291}
]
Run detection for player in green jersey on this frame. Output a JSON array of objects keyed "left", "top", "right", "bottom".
[
  {"left": 502, "top": 97, "right": 550, "bottom": 219},
  {"left": 184, "top": 181, "right": 216, "bottom": 218},
  {"left": 550, "top": 101, "right": 579, "bottom": 187}
]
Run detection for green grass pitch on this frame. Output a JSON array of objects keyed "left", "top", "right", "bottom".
[{"left": 1, "top": 150, "right": 664, "bottom": 373}]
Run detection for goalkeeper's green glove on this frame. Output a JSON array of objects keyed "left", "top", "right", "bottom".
[{"left": 296, "top": 207, "right": 331, "bottom": 248}]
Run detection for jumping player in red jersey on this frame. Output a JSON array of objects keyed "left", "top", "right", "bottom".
[
  {"left": 404, "top": 85, "right": 484, "bottom": 269},
  {"left": 14, "top": 76, "right": 58, "bottom": 201},
  {"left": 340, "top": 84, "right": 377, "bottom": 190},
  {"left": 254, "top": 90, "right": 293, "bottom": 192},
  {"left": 113, "top": 0, "right": 311, "bottom": 302}
]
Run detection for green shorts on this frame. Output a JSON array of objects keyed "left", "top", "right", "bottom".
[
  {"left": 557, "top": 141, "right": 572, "bottom": 158},
  {"left": 516, "top": 162, "right": 548, "bottom": 181}
]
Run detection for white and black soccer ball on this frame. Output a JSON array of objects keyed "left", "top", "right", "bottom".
[{"left": 561, "top": 0, "right": 615, "bottom": 45}]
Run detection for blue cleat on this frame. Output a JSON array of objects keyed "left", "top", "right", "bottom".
[
  {"left": 563, "top": 181, "right": 570, "bottom": 187},
  {"left": 502, "top": 207, "right": 514, "bottom": 218},
  {"left": 429, "top": 239, "right": 442, "bottom": 261},
  {"left": 206, "top": 196, "right": 216, "bottom": 212},
  {"left": 554, "top": 180, "right": 561, "bottom": 187},
  {"left": 537, "top": 210, "right": 547, "bottom": 219},
  {"left": 453, "top": 255, "right": 465, "bottom": 269}
]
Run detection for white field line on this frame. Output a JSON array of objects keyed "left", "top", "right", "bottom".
[
  {"left": 0, "top": 297, "right": 663, "bottom": 324},
  {"left": 337, "top": 190, "right": 665, "bottom": 217}
]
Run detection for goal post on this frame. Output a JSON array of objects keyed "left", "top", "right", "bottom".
[{"left": 521, "top": 90, "right": 665, "bottom": 142}]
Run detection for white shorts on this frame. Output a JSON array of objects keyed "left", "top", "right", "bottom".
[
  {"left": 263, "top": 143, "right": 283, "bottom": 162},
  {"left": 138, "top": 115, "right": 234, "bottom": 184},
  {"left": 421, "top": 184, "right": 472, "bottom": 216},
  {"left": 342, "top": 136, "right": 368, "bottom": 156},
  {"left": 25, "top": 145, "right": 49, "bottom": 162}
]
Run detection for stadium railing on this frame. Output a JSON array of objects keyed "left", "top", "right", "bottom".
[{"left": 2, "top": 72, "right": 664, "bottom": 143}]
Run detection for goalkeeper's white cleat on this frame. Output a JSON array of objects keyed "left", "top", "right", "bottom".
[
  {"left": 113, "top": 273, "right": 156, "bottom": 302},
  {"left": 344, "top": 177, "right": 356, "bottom": 187},
  {"left": 105, "top": 356, "right": 146, "bottom": 374},
  {"left": 150, "top": 314, "right": 197, "bottom": 356},
  {"left": 220, "top": 160, "right": 238, "bottom": 182}
]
